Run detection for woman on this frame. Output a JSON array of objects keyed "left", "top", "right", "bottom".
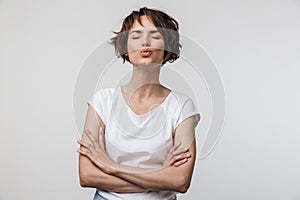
[{"left": 78, "top": 7, "right": 201, "bottom": 200}]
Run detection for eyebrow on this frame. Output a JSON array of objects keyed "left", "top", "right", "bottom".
[
  {"left": 129, "top": 29, "right": 160, "bottom": 35},
  {"left": 149, "top": 30, "right": 159, "bottom": 34},
  {"left": 129, "top": 30, "right": 142, "bottom": 35}
]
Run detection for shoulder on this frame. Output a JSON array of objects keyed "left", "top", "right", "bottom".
[
  {"left": 91, "top": 87, "right": 116, "bottom": 100},
  {"left": 170, "top": 90, "right": 201, "bottom": 128},
  {"left": 170, "top": 90, "right": 195, "bottom": 107},
  {"left": 88, "top": 87, "right": 117, "bottom": 108},
  {"left": 93, "top": 87, "right": 114, "bottom": 95},
  {"left": 170, "top": 90, "right": 199, "bottom": 117}
]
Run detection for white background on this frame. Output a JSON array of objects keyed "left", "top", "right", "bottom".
[{"left": 1, "top": 0, "right": 300, "bottom": 199}]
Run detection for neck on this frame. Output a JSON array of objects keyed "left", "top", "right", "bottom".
[{"left": 122, "top": 64, "right": 162, "bottom": 98}]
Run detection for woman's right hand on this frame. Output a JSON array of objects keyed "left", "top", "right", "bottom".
[{"left": 163, "top": 142, "right": 191, "bottom": 167}]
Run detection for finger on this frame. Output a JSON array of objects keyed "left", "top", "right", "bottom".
[
  {"left": 99, "top": 126, "right": 105, "bottom": 134},
  {"left": 165, "top": 143, "right": 183, "bottom": 164},
  {"left": 170, "top": 142, "right": 181, "bottom": 152},
  {"left": 179, "top": 153, "right": 191, "bottom": 159},
  {"left": 77, "top": 148, "right": 97, "bottom": 164},
  {"left": 77, "top": 140, "right": 97, "bottom": 154},
  {"left": 169, "top": 142, "right": 181, "bottom": 154},
  {"left": 85, "top": 130, "right": 97, "bottom": 145},
  {"left": 99, "top": 129, "right": 105, "bottom": 149},
  {"left": 77, "top": 139, "right": 91, "bottom": 149},
  {"left": 170, "top": 153, "right": 191, "bottom": 164},
  {"left": 77, "top": 148, "right": 91, "bottom": 156},
  {"left": 171, "top": 148, "right": 187, "bottom": 159},
  {"left": 98, "top": 127, "right": 104, "bottom": 144},
  {"left": 172, "top": 148, "right": 189, "bottom": 157},
  {"left": 175, "top": 157, "right": 189, "bottom": 166},
  {"left": 176, "top": 153, "right": 191, "bottom": 160},
  {"left": 174, "top": 158, "right": 188, "bottom": 167},
  {"left": 174, "top": 142, "right": 181, "bottom": 150}
]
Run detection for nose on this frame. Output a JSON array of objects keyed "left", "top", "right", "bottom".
[{"left": 141, "top": 34, "right": 151, "bottom": 47}]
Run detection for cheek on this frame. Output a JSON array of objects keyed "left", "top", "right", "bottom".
[
  {"left": 127, "top": 40, "right": 141, "bottom": 52},
  {"left": 152, "top": 41, "right": 165, "bottom": 58},
  {"left": 151, "top": 40, "right": 165, "bottom": 50}
]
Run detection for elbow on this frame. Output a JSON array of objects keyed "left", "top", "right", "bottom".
[
  {"left": 79, "top": 178, "right": 88, "bottom": 188},
  {"left": 79, "top": 169, "right": 91, "bottom": 188},
  {"left": 177, "top": 183, "right": 190, "bottom": 193},
  {"left": 80, "top": 180, "right": 87, "bottom": 188},
  {"left": 175, "top": 175, "right": 191, "bottom": 193},
  {"left": 79, "top": 172, "right": 88, "bottom": 187}
]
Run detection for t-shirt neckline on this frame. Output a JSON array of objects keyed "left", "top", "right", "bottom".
[{"left": 118, "top": 86, "right": 173, "bottom": 117}]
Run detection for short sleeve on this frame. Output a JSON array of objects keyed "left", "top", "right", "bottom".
[
  {"left": 175, "top": 98, "right": 201, "bottom": 128},
  {"left": 87, "top": 91, "right": 105, "bottom": 121}
]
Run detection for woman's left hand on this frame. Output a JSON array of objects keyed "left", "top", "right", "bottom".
[
  {"left": 77, "top": 127, "right": 116, "bottom": 174},
  {"left": 163, "top": 142, "right": 191, "bottom": 167}
]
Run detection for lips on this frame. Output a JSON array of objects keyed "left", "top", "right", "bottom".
[{"left": 140, "top": 50, "right": 152, "bottom": 57}]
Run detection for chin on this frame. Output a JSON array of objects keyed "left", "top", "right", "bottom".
[
  {"left": 135, "top": 59, "right": 162, "bottom": 66},
  {"left": 135, "top": 63, "right": 162, "bottom": 67}
]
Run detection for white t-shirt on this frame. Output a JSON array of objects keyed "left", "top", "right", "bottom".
[{"left": 87, "top": 87, "right": 200, "bottom": 200}]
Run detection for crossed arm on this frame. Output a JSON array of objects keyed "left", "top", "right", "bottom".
[{"left": 78, "top": 105, "right": 198, "bottom": 193}]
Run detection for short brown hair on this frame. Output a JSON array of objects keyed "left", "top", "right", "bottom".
[{"left": 111, "top": 7, "right": 181, "bottom": 65}]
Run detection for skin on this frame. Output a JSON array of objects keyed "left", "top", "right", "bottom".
[
  {"left": 78, "top": 15, "right": 198, "bottom": 194},
  {"left": 126, "top": 16, "right": 165, "bottom": 67}
]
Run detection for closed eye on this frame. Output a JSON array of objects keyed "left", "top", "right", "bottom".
[
  {"left": 152, "top": 36, "right": 162, "bottom": 40},
  {"left": 131, "top": 36, "right": 140, "bottom": 39}
]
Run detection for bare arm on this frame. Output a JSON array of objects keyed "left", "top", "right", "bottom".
[
  {"left": 111, "top": 140, "right": 196, "bottom": 193},
  {"left": 79, "top": 115, "right": 198, "bottom": 193},
  {"left": 109, "top": 116, "right": 197, "bottom": 193},
  {"left": 78, "top": 105, "right": 147, "bottom": 193}
]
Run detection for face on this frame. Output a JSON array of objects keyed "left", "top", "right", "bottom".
[{"left": 126, "top": 16, "right": 165, "bottom": 67}]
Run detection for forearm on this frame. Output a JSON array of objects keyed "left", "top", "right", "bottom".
[
  {"left": 79, "top": 155, "right": 148, "bottom": 193},
  {"left": 107, "top": 141, "right": 197, "bottom": 193},
  {"left": 114, "top": 166, "right": 184, "bottom": 192},
  {"left": 109, "top": 159, "right": 194, "bottom": 193}
]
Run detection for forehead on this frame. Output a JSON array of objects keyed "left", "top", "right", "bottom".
[{"left": 130, "top": 15, "right": 157, "bottom": 30}]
